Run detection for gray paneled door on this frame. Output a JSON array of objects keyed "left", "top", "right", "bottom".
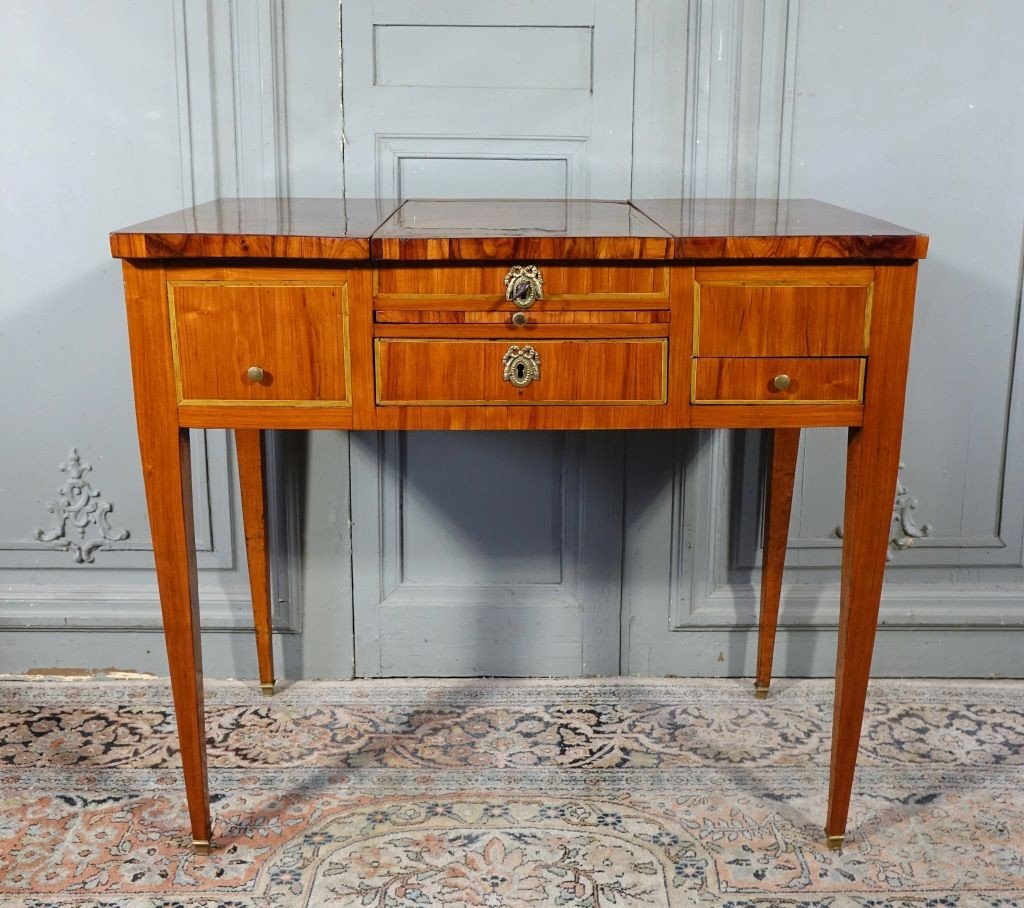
[{"left": 342, "top": 0, "right": 636, "bottom": 675}]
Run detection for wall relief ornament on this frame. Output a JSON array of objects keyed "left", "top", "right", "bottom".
[
  {"left": 34, "top": 447, "right": 131, "bottom": 564},
  {"left": 835, "top": 462, "right": 932, "bottom": 561}
]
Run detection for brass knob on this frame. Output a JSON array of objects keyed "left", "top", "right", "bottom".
[
  {"left": 246, "top": 365, "right": 266, "bottom": 383},
  {"left": 511, "top": 311, "right": 528, "bottom": 326},
  {"left": 772, "top": 373, "right": 791, "bottom": 391}
]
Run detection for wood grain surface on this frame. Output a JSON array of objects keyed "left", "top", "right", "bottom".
[
  {"left": 756, "top": 428, "right": 801, "bottom": 696},
  {"left": 375, "top": 310, "right": 670, "bottom": 324},
  {"left": 692, "top": 357, "right": 864, "bottom": 403},
  {"left": 695, "top": 284, "right": 871, "bottom": 357},
  {"left": 110, "top": 197, "right": 401, "bottom": 259},
  {"left": 170, "top": 281, "right": 351, "bottom": 405},
  {"left": 111, "top": 198, "right": 928, "bottom": 262},
  {"left": 375, "top": 338, "right": 667, "bottom": 405},
  {"left": 113, "top": 202, "right": 924, "bottom": 850},
  {"left": 826, "top": 263, "right": 919, "bottom": 842},
  {"left": 375, "top": 263, "right": 669, "bottom": 300},
  {"left": 235, "top": 429, "right": 274, "bottom": 691},
  {"left": 122, "top": 261, "right": 211, "bottom": 846},
  {"left": 635, "top": 198, "right": 929, "bottom": 260}
]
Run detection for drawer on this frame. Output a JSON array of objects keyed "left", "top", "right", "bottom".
[
  {"left": 375, "top": 310, "right": 669, "bottom": 326},
  {"left": 694, "top": 267, "right": 873, "bottom": 356},
  {"left": 692, "top": 357, "right": 864, "bottom": 404},
  {"left": 376, "top": 339, "right": 667, "bottom": 405},
  {"left": 375, "top": 264, "right": 669, "bottom": 308},
  {"left": 169, "top": 280, "right": 350, "bottom": 405}
]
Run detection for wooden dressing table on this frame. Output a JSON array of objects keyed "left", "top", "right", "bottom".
[{"left": 110, "top": 197, "right": 928, "bottom": 854}]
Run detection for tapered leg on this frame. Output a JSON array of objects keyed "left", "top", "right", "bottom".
[
  {"left": 755, "top": 428, "right": 800, "bottom": 699},
  {"left": 826, "top": 264, "right": 918, "bottom": 850},
  {"left": 143, "top": 429, "right": 212, "bottom": 850},
  {"left": 236, "top": 429, "right": 275, "bottom": 695},
  {"left": 123, "top": 262, "right": 211, "bottom": 851}
]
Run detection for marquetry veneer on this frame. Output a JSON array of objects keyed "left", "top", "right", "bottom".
[{"left": 111, "top": 197, "right": 927, "bottom": 855}]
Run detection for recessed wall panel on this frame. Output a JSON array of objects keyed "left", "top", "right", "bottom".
[
  {"left": 398, "top": 156, "right": 568, "bottom": 199},
  {"left": 374, "top": 25, "right": 593, "bottom": 90}
]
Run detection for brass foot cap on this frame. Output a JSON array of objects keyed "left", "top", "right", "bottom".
[
  {"left": 260, "top": 681, "right": 276, "bottom": 697},
  {"left": 754, "top": 685, "right": 769, "bottom": 700},
  {"left": 192, "top": 839, "right": 211, "bottom": 855},
  {"left": 826, "top": 834, "right": 845, "bottom": 852}
]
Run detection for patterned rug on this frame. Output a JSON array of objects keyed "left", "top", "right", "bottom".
[{"left": 0, "top": 677, "right": 1021, "bottom": 907}]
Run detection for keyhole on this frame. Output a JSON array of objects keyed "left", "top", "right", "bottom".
[{"left": 516, "top": 363, "right": 526, "bottom": 380}]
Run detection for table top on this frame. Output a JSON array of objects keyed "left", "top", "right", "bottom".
[{"left": 110, "top": 197, "right": 928, "bottom": 262}]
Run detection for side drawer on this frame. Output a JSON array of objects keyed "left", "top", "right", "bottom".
[
  {"left": 169, "top": 280, "right": 351, "bottom": 406},
  {"left": 694, "top": 267, "right": 873, "bottom": 356},
  {"left": 692, "top": 357, "right": 864, "bottom": 404},
  {"left": 376, "top": 339, "right": 667, "bottom": 405}
]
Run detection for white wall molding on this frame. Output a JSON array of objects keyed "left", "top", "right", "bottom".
[
  {"left": 681, "top": 582, "right": 1024, "bottom": 630},
  {"left": 672, "top": 0, "right": 1024, "bottom": 637},
  {"left": 726, "top": 433, "right": 1024, "bottom": 571},
  {"left": 0, "top": 582, "right": 298, "bottom": 633},
  {"left": 681, "top": 0, "right": 796, "bottom": 199},
  {"left": 2, "top": 0, "right": 298, "bottom": 634},
  {"left": 376, "top": 431, "right": 586, "bottom": 610},
  {"left": 4, "top": 430, "right": 233, "bottom": 570},
  {"left": 374, "top": 134, "right": 590, "bottom": 200}
]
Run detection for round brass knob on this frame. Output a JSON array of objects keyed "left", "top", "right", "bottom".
[
  {"left": 511, "top": 311, "right": 528, "bottom": 326},
  {"left": 246, "top": 366, "right": 266, "bottom": 383},
  {"left": 772, "top": 373, "right": 791, "bottom": 391}
]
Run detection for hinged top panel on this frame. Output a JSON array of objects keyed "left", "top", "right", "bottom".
[
  {"left": 110, "top": 198, "right": 402, "bottom": 260},
  {"left": 111, "top": 197, "right": 928, "bottom": 262},
  {"left": 633, "top": 198, "right": 928, "bottom": 260}
]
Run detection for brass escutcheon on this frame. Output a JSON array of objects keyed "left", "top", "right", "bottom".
[
  {"left": 502, "top": 344, "right": 540, "bottom": 388},
  {"left": 504, "top": 265, "right": 544, "bottom": 309}
]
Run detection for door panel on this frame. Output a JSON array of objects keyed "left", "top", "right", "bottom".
[
  {"left": 351, "top": 431, "right": 624, "bottom": 676},
  {"left": 342, "top": 0, "right": 636, "bottom": 675}
]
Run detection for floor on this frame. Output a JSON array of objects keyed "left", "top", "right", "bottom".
[{"left": 0, "top": 676, "right": 1021, "bottom": 906}]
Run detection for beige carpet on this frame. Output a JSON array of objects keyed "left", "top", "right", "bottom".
[{"left": 0, "top": 677, "right": 1021, "bottom": 906}]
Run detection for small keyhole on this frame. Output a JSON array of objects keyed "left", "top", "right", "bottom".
[{"left": 516, "top": 363, "right": 526, "bottom": 380}]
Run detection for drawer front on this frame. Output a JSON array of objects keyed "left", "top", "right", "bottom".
[
  {"left": 376, "top": 339, "right": 667, "bottom": 405},
  {"left": 692, "top": 357, "right": 864, "bottom": 404},
  {"left": 375, "top": 264, "right": 670, "bottom": 307},
  {"left": 375, "top": 310, "right": 669, "bottom": 328},
  {"left": 170, "top": 281, "right": 350, "bottom": 405},
  {"left": 694, "top": 267, "right": 872, "bottom": 356}
]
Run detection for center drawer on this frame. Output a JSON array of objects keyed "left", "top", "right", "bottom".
[
  {"left": 375, "top": 339, "right": 667, "bottom": 405},
  {"left": 375, "top": 264, "right": 670, "bottom": 309}
]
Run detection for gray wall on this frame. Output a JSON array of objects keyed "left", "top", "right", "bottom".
[{"left": 2, "top": 0, "right": 1022, "bottom": 679}]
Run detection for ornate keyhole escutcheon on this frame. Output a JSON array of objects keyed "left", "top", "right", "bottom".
[
  {"left": 502, "top": 344, "right": 540, "bottom": 388},
  {"left": 504, "top": 264, "right": 544, "bottom": 309}
]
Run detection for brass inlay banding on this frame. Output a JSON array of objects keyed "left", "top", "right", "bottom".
[
  {"left": 689, "top": 359, "right": 866, "bottom": 406},
  {"left": 167, "top": 279, "right": 353, "bottom": 409},
  {"left": 374, "top": 338, "right": 668, "bottom": 407}
]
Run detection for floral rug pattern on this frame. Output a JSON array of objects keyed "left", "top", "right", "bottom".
[{"left": 0, "top": 677, "right": 1021, "bottom": 906}]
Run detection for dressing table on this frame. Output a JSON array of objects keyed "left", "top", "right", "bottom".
[{"left": 110, "top": 197, "right": 928, "bottom": 853}]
